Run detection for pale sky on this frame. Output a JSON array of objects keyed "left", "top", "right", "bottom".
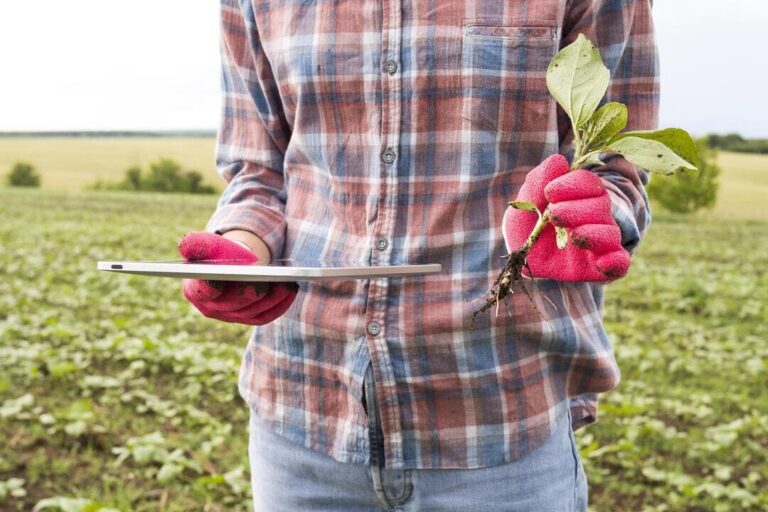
[{"left": 0, "top": 1, "right": 765, "bottom": 137}]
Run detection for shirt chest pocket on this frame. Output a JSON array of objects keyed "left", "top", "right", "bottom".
[{"left": 461, "top": 22, "right": 559, "bottom": 163}]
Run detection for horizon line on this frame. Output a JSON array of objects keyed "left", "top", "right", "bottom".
[{"left": 0, "top": 129, "right": 217, "bottom": 138}]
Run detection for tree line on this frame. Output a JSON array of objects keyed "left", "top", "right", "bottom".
[
  {"left": 4, "top": 158, "right": 217, "bottom": 195},
  {"left": 705, "top": 133, "right": 768, "bottom": 154}
]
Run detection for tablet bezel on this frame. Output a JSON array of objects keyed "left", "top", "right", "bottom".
[{"left": 97, "top": 261, "right": 442, "bottom": 282}]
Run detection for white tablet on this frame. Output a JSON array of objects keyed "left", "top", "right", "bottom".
[{"left": 97, "top": 260, "right": 442, "bottom": 282}]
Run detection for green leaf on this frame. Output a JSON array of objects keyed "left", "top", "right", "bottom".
[
  {"left": 555, "top": 226, "right": 569, "bottom": 249},
  {"left": 156, "top": 462, "right": 183, "bottom": 484},
  {"left": 546, "top": 34, "right": 610, "bottom": 128},
  {"left": 0, "top": 393, "right": 34, "bottom": 418},
  {"left": 33, "top": 497, "right": 95, "bottom": 512},
  {"left": 607, "top": 137, "right": 698, "bottom": 175},
  {"left": 610, "top": 128, "right": 701, "bottom": 169},
  {"left": 0, "top": 478, "right": 26, "bottom": 500},
  {"left": 64, "top": 421, "right": 87, "bottom": 437},
  {"left": 507, "top": 201, "right": 539, "bottom": 214},
  {"left": 49, "top": 362, "right": 79, "bottom": 379},
  {"left": 82, "top": 375, "right": 121, "bottom": 388},
  {"left": 586, "top": 102, "right": 627, "bottom": 147},
  {"left": 641, "top": 467, "right": 667, "bottom": 482}
]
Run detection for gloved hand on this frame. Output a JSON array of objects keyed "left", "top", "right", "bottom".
[
  {"left": 178, "top": 232, "right": 297, "bottom": 325},
  {"left": 502, "top": 154, "right": 630, "bottom": 282}
]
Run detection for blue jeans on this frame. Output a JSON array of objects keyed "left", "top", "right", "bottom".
[{"left": 248, "top": 365, "right": 588, "bottom": 512}]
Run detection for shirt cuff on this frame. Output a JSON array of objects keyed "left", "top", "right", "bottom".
[
  {"left": 607, "top": 188, "right": 642, "bottom": 254},
  {"left": 205, "top": 204, "right": 287, "bottom": 262},
  {"left": 569, "top": 393, "right": 599, "bottom": 431}
]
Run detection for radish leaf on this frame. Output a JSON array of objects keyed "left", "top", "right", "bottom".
[
  {"left": 609, "top": 128, "right": 701, "bottom": 169},
  {"left": 507, "top": 201, "right": 539, "bottom": 213},
  {"left": 586, "top": 102, "right": 627, "bottom": 147},
  {"left": 607, "top": 137, "right": 698, "bottom": 175},
  {"left": 546, "top": 34, "right": 610, "bottom": 129}
]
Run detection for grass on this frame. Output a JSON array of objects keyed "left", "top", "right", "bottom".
[
  {"left": 0, "top": 189, "right": 252, "bottom": 510},
  {"left": 0, "top": 186, "right": 766, "bottom": 511},
  {"left": 0, "top": 137, "right": 218, "bottom": 191}
]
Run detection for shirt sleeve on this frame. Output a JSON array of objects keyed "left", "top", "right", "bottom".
[
  {"left": 558, "top": 0, "right": 660, "bottom": 254},
  {"left": 205, "top": 0, "right": 290, "bottom": 260}
]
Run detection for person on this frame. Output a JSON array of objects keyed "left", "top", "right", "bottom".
[{"left": 180, "top": 0, "right": 658, "bottom": 510}]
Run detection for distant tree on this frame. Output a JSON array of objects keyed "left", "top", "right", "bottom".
[
  {"left": 705, "top": 132, "right": 768, "bottom": 154},
  {"left": 90, "top": 159, "right": 216, "bottom": 194},
  {"left": 184, "top": 170, "right": 216, "bottom": 194},
  {"left": 143, "top": 158, "right": 183, "bottom": 192},
  {"left": 123, "top": 166, "right": 143, "bottom": 191},
  {"left": 185, "top": 170, "right": 202, "bottom": 193},
  {"left": 706, "top": 132, "right": 744, "bottom": 149},
  {"left": 647, "top": 137, "right": 719, "bottom": 214},
  {"left": 6, "top": 162, "right": 41, "bottom": 187}
]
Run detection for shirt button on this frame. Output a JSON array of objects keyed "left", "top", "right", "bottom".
[
  {"left": 375, "top": 237, "right": 389, "bottom": 251},
  {"left": 381, "top": 148, "right": 396, "bottom": 164},
  {"left": 384, "top": 59, "right": 398, "bottom": 75},
  {"left": 366, "top": 321, "right": 382, "bottom": 336}
]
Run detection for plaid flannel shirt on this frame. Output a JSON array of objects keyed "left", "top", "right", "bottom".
[{"left": 207, "top": 0, "right": 658, "bottom": 469}]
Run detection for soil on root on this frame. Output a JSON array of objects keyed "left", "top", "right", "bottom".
[{"left": 470, "top": 249, "right": 533, "bottom": 328}]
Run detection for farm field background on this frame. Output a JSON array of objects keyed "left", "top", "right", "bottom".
[
  {"left": 0, "top": 138, "right": 767, "bottom": 510},
  {"left": 0, "top": 137, "right": 218, "bottom": 191},
  {"left": 1, "top": 136, "right": 766, "bottom": 221},
  {"left": 711, "top": 152, "right": 768, "bottom": 221}
]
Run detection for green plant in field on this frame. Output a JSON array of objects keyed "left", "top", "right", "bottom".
[
  {"left": 33, "top": 496, "right": 119, "bottom": 512},
  {"left": 6, "top": 161, "right": 41, "bottom": 187},
  {"left": 0, "top": 478, "right": 26, "bottom": 500},
  {"left": 648, "top": 137, "right": 720, "bottom": 214},
  {"left": 1, "top": 189, "right": 766, "bottom": 510},
  {"left": 473, "top": 34, "right": 700, "bottom": 322}
]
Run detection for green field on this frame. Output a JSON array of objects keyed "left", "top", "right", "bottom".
[
  {"left": 708, "top": 152, "right": 768, "bottom": 220},
  {"left": 0, "top": 137, "right": 218, "bottom": 191},
  {"left": 0, "top": 187, "right": 766, "bottom": 511},
  {"left": 0, "top": 139, "right": 767, "bottom": 510}
]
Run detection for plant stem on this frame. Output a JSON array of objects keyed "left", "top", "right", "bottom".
[
  {"left": 521, "top": 209, "right": 551, "bottom": 253},
  {"left": 571, "top": 149, "right": 604, "bottom": 170},
  {"left": 573, "top": 126, "right": 583, "bottom": 164}
]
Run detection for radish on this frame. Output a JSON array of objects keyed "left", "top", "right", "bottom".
[{"left": 471, "top": 34, "right": 699, "bottom": 326}]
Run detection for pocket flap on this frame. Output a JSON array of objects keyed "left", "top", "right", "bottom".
[{"left": 463, "top": 23, "right": 557, "bottom": 44}]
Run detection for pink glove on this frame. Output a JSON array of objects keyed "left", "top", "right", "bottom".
[
  {"left": 179, "top": 232, "right": 297, "bottom": 325},
  {"left": 502, "top": 154, "right": 630, "bottom": 282}
]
